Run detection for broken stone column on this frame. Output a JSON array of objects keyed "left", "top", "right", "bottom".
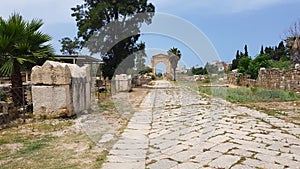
[{"left": 31, "top": 61, "right": 91, "bottom": 118}]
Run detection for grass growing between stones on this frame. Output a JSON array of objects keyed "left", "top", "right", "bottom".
[
  {"left": 230, "top": 156, "right": 246, "bottom": 168},
  {"left": 96, "top": 150, "right": 109, "bottom": 166}
]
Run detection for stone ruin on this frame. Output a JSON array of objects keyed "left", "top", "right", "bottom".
[
  {"left": 113, "top": 74, "right": 132, "bottom": 92},
  {"left": 131, "top": 74, "right": 152, "bottom": 87},
  {"left": 31, "top": 61, "right": 91, "bottom": 118},
  {"left": 227, "top": 66, "right": 300, "bottom": 92}
]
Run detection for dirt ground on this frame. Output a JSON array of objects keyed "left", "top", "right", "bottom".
[
  {"left": 242, "top": 101, "right": 300, "bottom": 125},
  {"left": 0, "top": 87, "right": 150, "bottom": 169},
  {"left": 227, "top": 84, "right": 300, "bottom": 125}
]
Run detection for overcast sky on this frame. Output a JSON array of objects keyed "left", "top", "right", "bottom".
[{"left": 1, "top": 0, "right": 300, "bottom": 67}]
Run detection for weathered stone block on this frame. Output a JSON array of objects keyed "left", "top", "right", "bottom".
[
  {"left": 31, "top": 61, "right": 72, "bottom": 85},
  {"left": 31, "top": 61, "right": 92, "bottom": 118},
  {"left": 114, "top": 74, "right": 132, "bottom": 92},
  {"left": 32, "top": 85, "right": 73, "bottom": 117}
]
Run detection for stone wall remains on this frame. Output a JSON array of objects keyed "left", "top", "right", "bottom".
[
  {"left": 31, "top": 61, "right": 91, "bottom": 117},
  {"left": 227, "top": 67, "right": 300, "bottom": 92},
  {"left": 132, "top": 75, "right": 152, "bottom": 87}
]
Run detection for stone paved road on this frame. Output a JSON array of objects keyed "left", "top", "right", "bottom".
[{"left": 103, "top": 80, "right": 300, "bottom": 169}]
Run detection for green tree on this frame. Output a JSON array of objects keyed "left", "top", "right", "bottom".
[
  {"left": 260, "top": 45, "right": 264, "bottom": 55},
  {"left": 192, "top": 67, "right": 208, "bottom": 75},
  {"left": 264, "top": 46, "right": 273, "bottom": 55},
  {"left": 244, "top": 45, "right": 249, "bottom": 56},
  {"left": 168, "top": 47, "right": 181, "bottom": 81},
  {"left": 138, "top": 66, "right": 152, "bottom": 75},
  {"left": 231, "top": 50, "right": 240, "bottom": 70},
  {"left": 71, "top": 0, "right": 155, "bottom": 79},
  {"left": 0, "top": 13, "right": 53, "bottom": 105},
  {"left": 59, "top": 37, "right": 81, "bottom": 55},
  {"left": 237, "top": 56, "right": 251, "bottom": 74},
  {"left": 231, "top": 45, "right": 248, "bottom": 71},
  {"left": 248, "top": 54, "right": 271, "bottom": 79}
]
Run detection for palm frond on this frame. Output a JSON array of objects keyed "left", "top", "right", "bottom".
[
  {"left": 0, "top": 13, "right": 54, "bottom": 76},
  {"left": 0, "top": 58, "right": 14, "bottom": 76}
]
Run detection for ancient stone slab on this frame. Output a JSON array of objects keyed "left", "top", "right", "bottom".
[
  {"left": 102, "top": 162, "right": 144, "bottom": 169},
  {"left": 243, "top": 158, "right": 283, "bottom": 169},
  {"left": 209, "top": 155, "right": 240, "bottom": 169},
  {"left": 32, "top": 85, "right": 72, "bottom": 117},
  {"left": 192, "top": 151, "right": 222, "bottom": 165},
  {"left": 31, "top": 61, "right": 72, "bottom": 85},
  {"left": 170, "top": 162, "right": 202, "bottom": 169},
  {"left": 170, "top": 149, "right": 200, "bottom": 162},
  {"left": 31, "top": 61, "right": 91, "bottom": 117},
  {"left": 228, "top": 148, "right": 254, "bottom": 157},
  {"left": 98, "top": 134, "right": 114, "bottom": 143},
  {"left": 230, "top": 164, "right": 253, "bottom": 169},
  {"left": 210, "top": 142, "right": 238, "bottom": 153},
  {"left": 114, "top": 74, "right": 132, "bottom": 92},
  {"left": 106, "top": 155, "right": 144, "bottom": 163},
  {"left": 147, "top": 159, "right": 178, "bottom": 169}
]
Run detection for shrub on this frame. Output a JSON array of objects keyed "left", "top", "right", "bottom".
[
  {"left": 151, "top": 74, "right": 156, "bottom": 80},
  {"left": 250, "top": 87, "right": 258, "bottom": 93},
  {"left": 203, "top": 77, "right": 211, "bottom": 83},
  {"left": 236, "top": 77, "right": 241, "bottom": 85}
]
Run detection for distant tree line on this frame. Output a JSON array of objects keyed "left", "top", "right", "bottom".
[
  {"left": 229, "top": 42, "right": 290, "bottom": 79},
  {"left": 190, "top": 67, "right": 208, "bottom": 75},
  {"left": 188, "top": 62, "right": 219, "bottom": 76}
]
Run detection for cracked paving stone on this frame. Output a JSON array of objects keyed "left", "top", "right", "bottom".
[
  {"left": 146, "top": 158, "right": 178, "bottom": 169},
  {"left": 101, "top": 80, "right": 300, "bottom": 169},
  {"left": 208, "top": 155, "right": 240, "bottom": 169}
]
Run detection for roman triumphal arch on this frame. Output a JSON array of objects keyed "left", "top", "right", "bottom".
[{"left": 151, "top": 54, "right": 172, "bottom": 75}]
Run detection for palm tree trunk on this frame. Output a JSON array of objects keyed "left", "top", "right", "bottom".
[
  {"left": 173, "top": 68, "right": 176, "bottom": 81},
  {"left": 11, "top": 65, "right": 23, "bottom": 107}
]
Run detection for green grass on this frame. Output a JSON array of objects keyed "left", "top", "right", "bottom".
[
  {"left": 96, "top": 150, "right": 109, "bottom": 167},
  {"left": 0, "top": 132, "right": 35, "bottom": 146},
  {"left": 0, "top": 116, "right": 111, "bottom": 169},
  {"left": 0, "top": 133, "right": 56, "bottom": 163},
  {"left": 198, "top": 86, "right": 300, "bottom": 103},
  {"left": 98, "top": 98, "right": 116, "bottom": 111},
  {"left": 12, "top": 135, "right": 55, "bottom": 158}
]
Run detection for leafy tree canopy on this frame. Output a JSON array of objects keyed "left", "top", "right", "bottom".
[
  {"left": 59, "top": 37, "right": 81, "bottom": 55},
  {"left": 237, "top": 56, "right": 251, "bottom": 75},
  {"left": 191, "top": 67, "right": 208, "bottom": 75},
  {"left": 71, "top": 0, "right": 155, "bottom": 79}
]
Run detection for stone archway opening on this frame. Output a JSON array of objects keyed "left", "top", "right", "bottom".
[
  {"left": 155, "top": 62, "right": 167, "bottom": 78},
  {"left": 151, "top": 54, "right": 173, "bottom": 80}
]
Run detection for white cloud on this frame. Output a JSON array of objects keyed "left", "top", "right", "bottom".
[
  {"left": 149, "top": 0, "right": 291, "bottom": 14},
  {"left": 0, "top": 0, "right": 82, "bottom": 24}
]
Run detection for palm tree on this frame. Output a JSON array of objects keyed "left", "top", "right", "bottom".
[
  {"left": 0, "top": 13, "right": 54, "bottom": 106},
  {"left": 168, "top": 47, "right": 181, "bottom": 81}
]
